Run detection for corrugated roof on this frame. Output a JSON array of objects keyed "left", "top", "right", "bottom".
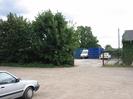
[{"left": 122, "top": 30, "right": 133, "bottom": 41}]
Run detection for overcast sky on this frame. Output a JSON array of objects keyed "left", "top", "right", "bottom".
[{"left": 0, "top": 0, "right": 133, "bottom": 48}]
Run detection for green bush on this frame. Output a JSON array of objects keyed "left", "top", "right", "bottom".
[
  {"left": 0, "top": 11, "right": 77, "bottom": 66},
  {"left": 122, "top": 41, "right": 133, "bottom": 65}
]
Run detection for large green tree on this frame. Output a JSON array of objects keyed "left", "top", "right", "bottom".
[
  {"left": 32, "top": 10, "right": 76, "bottom": 65},
  {"left": 0, "top": 13, "right": 32, "bottom": 63},
  {"left": 76, "top": 26, "right": 99, "bottom": 48}
]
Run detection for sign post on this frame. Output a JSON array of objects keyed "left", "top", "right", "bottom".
[{"left": 102, "top": 52, "right": 104, "bottom": 66}]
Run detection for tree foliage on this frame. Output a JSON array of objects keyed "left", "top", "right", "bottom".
[
  {"left": 122, "top": 41, "right": 133, "bottom": 65},
  {"left": 0, "top": 11, "right": 100, "bottom": 66},
  {"left": 76, "top": 26, "right": 99, "bottom": 48},
  {"left": 104, "top": 45, "right": 122, "bottom": 58},
  {"left": 0, "top": 11, "right": 78, "bottom": 65},
  {"left": 105, "top": 45, "right": 113, "bottom": 51},
  {"left": 0, "top": 13, "right": 32, "bottom": 63},
  {"left": 32, "top": 10, "right": 75, "bottom": 65}
]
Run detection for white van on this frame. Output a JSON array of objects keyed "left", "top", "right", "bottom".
[{"left": 80, "top": 49, "right": 88, "bottom": 59}]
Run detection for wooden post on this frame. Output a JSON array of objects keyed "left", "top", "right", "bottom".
[{"left": 102, "top": 52, "right": 104, "bottom": 66}]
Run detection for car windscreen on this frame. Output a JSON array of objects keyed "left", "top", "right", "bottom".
[
  {"left": 0, "top": 72, "right": 16, "bottom": 84},
  {"left": 82, "top": 50, "right": 88, "bottom": 54}
]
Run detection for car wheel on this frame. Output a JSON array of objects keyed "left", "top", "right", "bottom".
[{"left": 23, "top": 87, "right": 34, "bottom": 99}]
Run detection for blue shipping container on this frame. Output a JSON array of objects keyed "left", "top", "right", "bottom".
[
  {"left": 88, "top": 48, "right": 104, "bottom": 59},
  {"left": 73, "top": 48, "right": 83, "bottom": 59}
]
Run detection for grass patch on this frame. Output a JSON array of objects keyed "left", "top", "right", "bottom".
[
  {"left": 0, "top": 62, "right": 73, "bottom": 68},
  {"left": 103, "top": 64, "right": 133, "bottom": 67}
]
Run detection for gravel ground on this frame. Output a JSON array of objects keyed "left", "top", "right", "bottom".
[{"left": 1, "top": 59, "right": 133, "bottom": 99}]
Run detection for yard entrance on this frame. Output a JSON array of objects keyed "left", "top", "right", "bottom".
[{"left": 75, "top": 59, "right": 102, "bottom": 67}]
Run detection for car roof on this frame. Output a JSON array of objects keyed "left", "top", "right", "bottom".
[
  {"left": 0, "top": 71, "right": 8, "bottom": 73},
  {"left": 0, "top": 71, "right": 17, "bottom": 78}
]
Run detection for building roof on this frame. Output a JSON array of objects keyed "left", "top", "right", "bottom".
[{"left": 123, "top": 30, "right": 133, "bottom": 41}]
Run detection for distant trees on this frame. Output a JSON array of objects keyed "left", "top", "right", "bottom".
[
  {"left": 76, "top": 26, "right": 99, "bottom": 48},
  {"left": 105, "top": 45, "right": 113, "bottom": 51},
  {"left": 104, "top": 44, "right": 121, "bottom": 58}
]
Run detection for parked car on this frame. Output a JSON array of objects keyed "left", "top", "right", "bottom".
[
  {"left": 80, "top": 49, "right": 89, "bottom": 59},
  {"left": 0, "top": 71, "right": 40, "bottom": 99},
  {"left": 99, "top": 52, "right": 111, "bottom": 59}
]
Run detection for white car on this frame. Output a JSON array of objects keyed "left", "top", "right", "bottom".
[
  {"left": 0, "top": 71, "right": 40, "bottom": 99},
  {"left": 99, "top": 52, "right": 111, "bottom": 59},
  {"left": 80, "top": 49, "right": 88, "bottom": 59}
]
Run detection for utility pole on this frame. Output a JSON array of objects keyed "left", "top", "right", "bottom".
[
  {"left": 118, "top": 28, "right": 120, "bottom": 63},
  {"left": 118, "top": 28, "right": 120, "bottom": 49}
]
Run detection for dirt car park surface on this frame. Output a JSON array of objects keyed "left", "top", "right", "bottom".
[{"left": 1, "top": 59, "right": 133, "bottom": 99}]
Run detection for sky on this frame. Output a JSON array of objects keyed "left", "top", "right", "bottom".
[{"left": 0, "top": 0, "right": 133, "bottom": 48}]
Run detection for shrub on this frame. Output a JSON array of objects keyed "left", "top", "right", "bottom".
[{"left": 122, "top": 41, "right": 133, "bottom": 65}]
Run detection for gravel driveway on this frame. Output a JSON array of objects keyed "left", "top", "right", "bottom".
[{"left": 1, "top": 59, "right": 133, "bottom": 99}]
